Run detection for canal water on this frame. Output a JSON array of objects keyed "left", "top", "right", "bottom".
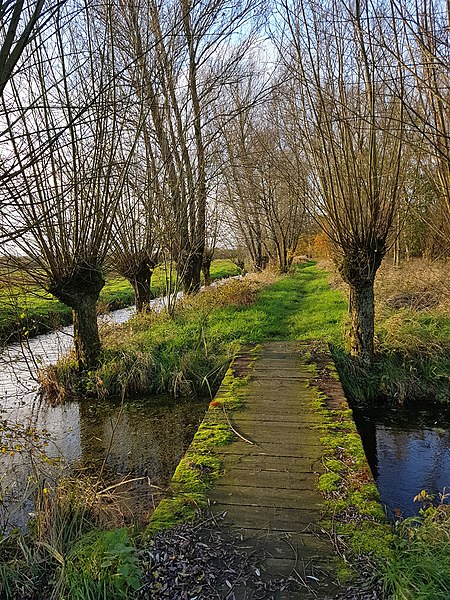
[
  {"left": 354, "top": 406, "right": 450, "bottom": 520},
  {"left": 0, "top": 301, "right": 206, "bottom": 530}
]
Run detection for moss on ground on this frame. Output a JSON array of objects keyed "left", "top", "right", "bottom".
[{"left": 146, "top": 353, "right": 257, "bottom": 535}]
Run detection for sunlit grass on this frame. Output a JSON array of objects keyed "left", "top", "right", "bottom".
[
  {"left": 382, "top": 503, "right": 450, "bottom": 600},
  {"left": 42, "top": 264, "right": 348, "bottom": 401},
  {"left": 0, "top": 259, "right": 239, "bottom": 341},
  {"left": 207, "top": 262, "right": 346, "bottom": 345}
]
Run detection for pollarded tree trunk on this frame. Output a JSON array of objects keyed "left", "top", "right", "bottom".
[
  {"left": 130, "top": 266, "right": 153, "bottom": 313},
  {"left": 202, "top": 256, "right": 212, "bottom": 286},
  {"left": 348, "top": 281, "right": 375, "bottom": 362},
  {"left": 73, "top": 293, "right": 102, "bottom": 371},
  {"left": 132, "top": 274, "right": 152, "bottom": 313},
  {"left": 179, "top": 253, "right": 203, "bottom": 294},
  {"left": 49, "top": 267, "right": 105, "bottom": 371},
  {"left": 338, "top": 248, "right": 384, "bottom": 364}
]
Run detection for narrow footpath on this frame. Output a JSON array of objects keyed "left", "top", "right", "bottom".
[{"left": 207, "top": 341, "right": 341, "bottom": 598}]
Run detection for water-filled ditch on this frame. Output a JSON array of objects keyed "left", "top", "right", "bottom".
[
  {"left": 0, "top": 301, "right": 207, "bottom": 530},
  {"left": 354, "top": 405, "right": 450, "bottom": 520}
]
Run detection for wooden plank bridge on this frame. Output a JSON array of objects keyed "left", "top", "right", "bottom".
[
  {"left": 208, "top": 342, "right": 340, "bottom": 598},
  {"left": 150, "top": 341, "right": 377, "bottom": 598}
]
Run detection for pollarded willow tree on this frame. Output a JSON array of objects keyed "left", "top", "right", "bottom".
[
  {"left": 107, "top": 0, "right": 264, "bottom": 293},
  {"left": 0, "top": 1, "right": 145, "bottom": 369},
  {"left": 220, "top": 79, "right": 308, "bottom": 273},
  {"left": 276, "top": 0, "right": 408, "bottom": 362},
  {"left": 109, "top": 141, "right": 161, "bottom": 313}
]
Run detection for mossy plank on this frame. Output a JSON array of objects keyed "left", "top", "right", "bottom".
[
  {"left": 220, "top": 441, "right": 323, "bottom": 458},
  {"left": 220, "top": 469, "right": 320, "bottom": 489},
  {"left": 210, "top": 503, "right": 323, "bottom": 531},
  {"left": 222, "top": 454, "right": 324, "bottom": 472},
  {"left": 210, "top": 484, "right": 323, "bottom": 510}
]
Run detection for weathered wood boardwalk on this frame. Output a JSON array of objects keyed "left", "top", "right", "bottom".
[{"left": 207, "top": 341, "right": 340, "bottom": 598}]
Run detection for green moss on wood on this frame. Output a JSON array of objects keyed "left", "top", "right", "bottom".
[
  {"left": 146, "top": 352, "right": 257, "bottom": 536},
  {"left": 312, "top": 356, "right": 393, "bottom": 575}
]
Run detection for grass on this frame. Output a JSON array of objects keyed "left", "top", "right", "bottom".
[
  {"left": 320, "top": 258, "right": 450, "bottom": 406},
  {"left": 42, "top": 263, "right": 347, "bottom": 402},
  {"left": 382, "top": 503, "right": 450, "bottom": 599},
  {"left": 0, "top": 259, "right": 240, "bottom": 343},
  {"left": 65, "top": 528, "right": 142, "bottom": 600},
  {"left": 206, "top": 261, "right": 346, "bottom": 345}
]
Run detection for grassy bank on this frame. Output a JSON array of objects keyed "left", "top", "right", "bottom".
[
  {"left": 52, "top": 256, "right": 450, "bottom": 407},
  {"left": 43, "top": 263, "right": 346, "bottom": 402},
  {"left": 324, "top": 259, "right": 450, "bottom": 406},
  {"left": 0, "top": 259, "right": 240, "bottom": 343}
]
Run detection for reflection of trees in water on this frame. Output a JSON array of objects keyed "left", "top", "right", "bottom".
[
  {"left": 355, "top": 407, "right": 450, "bottom": 516},
  {"left": 77, "top": 399, "right": 207, "bottom": 486},
  {"left": 421, "top": 430, "right": 450, "bottom": 498},
  {"left": 78, "top": 401, "right": 108, "bottom": 470}
]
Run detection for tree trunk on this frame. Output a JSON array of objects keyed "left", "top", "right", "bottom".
[
  {"left": 48, "top": 268, "right": 104, "bottom": 371},
  {"left": 202, "top": 257, "right": 212, "bottom": 286},
  {"left": 131, "top": 268, "right": 153, "bottom": 313},
  {"left": 72, "top": 295, "right": 101, "bottom": 371},
  {"left": 338, "top": 248, "right": 384, "bottom": 364},
  {"left": 348, "top": 281, "right": 375, "bottom": 363},
  {"left": 180, "top": 253, "right": 202, "bottom": 293}
]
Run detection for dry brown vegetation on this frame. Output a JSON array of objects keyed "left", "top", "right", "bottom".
[{"left": 320, "top": 257, "right": 450, "bottom": 318}]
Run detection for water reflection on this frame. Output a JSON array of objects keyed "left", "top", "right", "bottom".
[
  {"left": 1, "top": 396, "right": 207, "bottom": 530},
  {"left": 354, "top": 407, "right": 450, "bottom": 519},
  {"left": 76, "top": 398, "right": 206, "bottom": 482},
  {"left": 0, "top": 303, "right": 207, "bottom": 529}
]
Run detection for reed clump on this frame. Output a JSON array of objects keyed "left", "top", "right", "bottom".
[
  {"left": 0, "top": 474, "right": 142, "bottom": 600},
  {"left": 382, "top": 495, "right": 450, "bottom": 599}
]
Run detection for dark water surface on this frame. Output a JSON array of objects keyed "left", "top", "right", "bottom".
[
  {"left": 0, "top": 304, "right": 207, "bottom": 529},
  {"left": 354, "top": 406, "right": 450, "bottom": 520}
]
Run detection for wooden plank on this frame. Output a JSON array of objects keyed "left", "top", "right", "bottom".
[
  {"left": 224, "top": 421, "right": 321, "bottom": 442},
  {"left": 220, "top": 441, "right": 323, "bottom": 458},
  {"left": 221, "top": 469, "right": 320, "bottom": 489},
  {"left": 222, "top": 454, "right": 324, "bottom": 473},
  {"left": 210, "top": 484, "right": 324, "bottom": 510},
  {"left": 211, "top": 503, "right": 322, "bottom": 531},
  {"left": 232, "top": 529, "right": 334, "bottom": 561}
]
